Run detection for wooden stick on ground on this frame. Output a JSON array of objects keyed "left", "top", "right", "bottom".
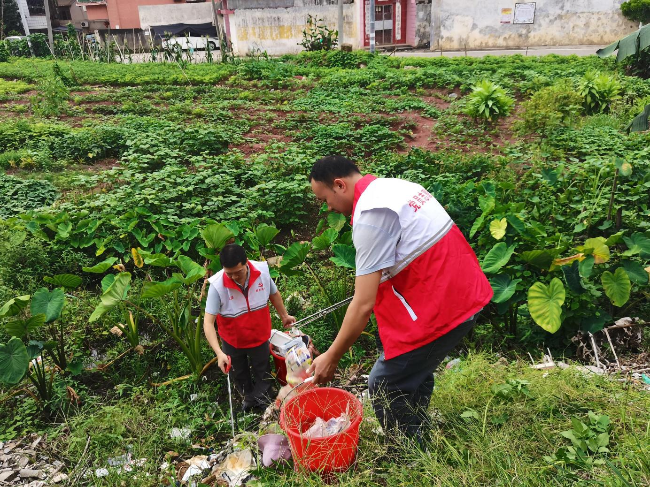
[
  {"left": 588, "top": 332, "right": 602, "bottom": 369},
  {"left": 603, "top": 328, "right": 621, "bottom": 369}
]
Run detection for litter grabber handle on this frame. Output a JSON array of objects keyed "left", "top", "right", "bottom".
[
  {"left": 292, "top": 297, "right": 353, "bottom": 329},
  {"left": 224, "top": 355, "right": 232, "bottom": 374}
]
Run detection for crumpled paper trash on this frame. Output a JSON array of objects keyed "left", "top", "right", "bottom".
[
  {"left": 257, "top": 434, "right": 292, "bottom": 467},
  {"left": 304, "top": 413, "right": 350, "bottom": 439},
  {"left": 211, "top": 449, "right": 255, "bottom": 487}
]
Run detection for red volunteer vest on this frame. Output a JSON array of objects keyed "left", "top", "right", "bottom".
[
  {"left": 353, "top": 175, "right": 493, "bottom": 359},
  {"left": 212, "top": 261, "right": 272, "bottom": 349}
]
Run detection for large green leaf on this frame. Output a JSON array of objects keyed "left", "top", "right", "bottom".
[
  {"left": 581, "top": 237, "right": 610, "bottom": 264},
  {"left": 280, "top": 242, "right": 311, "bottom": 271},
  {"left": 202, "top": 223, "right": 234, "bottom": 250},
  {"left": 481, "top": 243, "right": 516, "bottom": 274},
  {"left": 88, "top": 303, "right": 111, "bottom": 323},
  {"left": 614, "top": 157, "right": 633, "bottom": 177},
  {"left": 100, "top": 272, "right": 132, "bottom": 308},
  {"left": 327, "top": 212, "right": 346, "bottom": 232},
  {"left": 489, "top": 218, "right": 507, "bottom": 240},
  {"left": 520, "top": 250, "right": 554, "bottom": 269},
  {"left": 101, "top": 274, "right": 115, "bottom": 293},
  {"left": 330, "top": 244, "right": 356, "bottom": 269},
  {"left": 622, "top": 260, "right": 649, "bottom": 285},
  {"left": 0, "top": 295, "right": 30, "bottom": 318},
  {"left": 562, "top": 261, "right": 585, "bottom": 295},
  {"left": 626, "top": 103, "right": 650, "bottom": 133},
  {"left": 601, "top": 268, "right": 631, "bottom": 307},
  {"left": 43, "top": 274, "right": 82, "bottom": 289},
  {"left": 4, "top": 314, "right": 45, "bottom": 338},
  {"left": 469, "top": 214, "right": 486, "bottom": 239},
  {"left": 141, "top": 251, "right": 176, "bottom": 267},
  {"left": 255, "top": 224, "right": 280, "bottom": 247},
  {"left": 177, "top": 256, "right": 206, "bottom": 284},
  {"left": 30, "top": 288, "right": 65, "bottom": 323},
  {"left": 622, "top": 233, "right": 650, "bottom": 257},
  {"left": 82, "top": 257, "right": 118, "bottom": 274},
  {"left": 141, "top": 278, "right": 183, "bottom": 299},
  {"left": 579, "top": 255, "right": 595, "bottom": 278},
  {"left": 528, "top": 278, "right": 565, "bottom": 334},
  {"left": 0, "top": 337, "right": 29, "bottom": 385},
  {"left": 489, "top": 274, "right": 521, "bottom": 304},
  {"left": 312, "top": 228, "right": 339, "bottom": 251}
]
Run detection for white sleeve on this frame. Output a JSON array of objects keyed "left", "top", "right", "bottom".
[{"left": 353, "top": 208, "right": 401, "bottom": 276}]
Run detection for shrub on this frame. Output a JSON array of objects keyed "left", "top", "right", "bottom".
[
  {"left": 299, "top": 15, "right": 338, "bottom": 51},
  {"left": 463, "top": 80, "right": 514, "bottom": 122},
  {"left": 621, "top": 0, "right": 650, "bottom": 23},
  {"left": 579, "top": 71, "right": 621, "bottom": 114},
  {"left": 0, "top": 175, "right": 58, "bottom": 219},
  {"left": 516, "top": 80, "right": 583, "bottom": 136},
  {"left": 0, "top": 42, "right": 9, "bottom": 63}
]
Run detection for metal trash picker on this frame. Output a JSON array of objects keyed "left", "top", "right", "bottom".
[{"left": 224, "top": 356, "right": 235, "bottom": 439}]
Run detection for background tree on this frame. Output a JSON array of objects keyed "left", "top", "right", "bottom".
[
  {"left": 1, "top": 0, "right": 25, "bottom": 39},
  {"left": 621, "top": 0, "right": 650, "bottom": 24}
]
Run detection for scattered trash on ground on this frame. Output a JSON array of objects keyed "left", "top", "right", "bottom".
[{"left": 170, "top": 427, "right": 192, "bottom": 440}]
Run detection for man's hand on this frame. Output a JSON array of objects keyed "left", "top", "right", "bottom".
[
  {"left": 217, "top": 351, "right": 230, "bottom": 374},
  {"left": 281, "top": 314, "right": 297, "bottom": 328},
  {"left": 307, "top": 351, "right": 339, "bottom": 384}
]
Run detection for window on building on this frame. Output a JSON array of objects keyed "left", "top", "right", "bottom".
[
  {"left": 27, "top": 0, "right": 46, "bottom": 16},
  {"left": 57, "top": 8, "right": 72, "bottom": 21}
]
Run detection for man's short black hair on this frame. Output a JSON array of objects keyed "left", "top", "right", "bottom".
[
  {"left": 309, "top": 155, "right": 361, "bottom": 187},
  {"left": 220, "top": 244, "right": 247, "bottom": 268}
]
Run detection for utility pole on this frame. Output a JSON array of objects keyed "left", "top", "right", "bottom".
[
  {"left": 44, "top": 0, "right": 54, "bottom": 50},
  {"left": 369, "top": 0, "right": 375, "bottom": 54},
  {"left": 337, "top": 0, "right": 343, "bottom": 47}
]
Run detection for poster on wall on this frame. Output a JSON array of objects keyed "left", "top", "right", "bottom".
[
  {"left": 513, "top": 3, "right": 536, "bottom": 24},
  {"left": 500, "top": 8, "right": 513, "bottom": 24}
]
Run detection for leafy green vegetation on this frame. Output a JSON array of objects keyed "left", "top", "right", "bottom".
[{"left": 0, "top": 52, "right": 648, "bottom": 485}]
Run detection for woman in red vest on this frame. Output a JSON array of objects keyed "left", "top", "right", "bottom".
[{"left": 307, "top": 155, "right": 492, "bottom": 446}]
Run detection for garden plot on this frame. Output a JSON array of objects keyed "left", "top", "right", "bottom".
[{"left": 0, "top": 51, "right": 648, "bottom": 486}]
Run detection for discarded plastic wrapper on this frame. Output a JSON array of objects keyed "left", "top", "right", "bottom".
[
  {"left": 270, "top": 329, "right": 311, "bottom": 357},
  {"left": 285, "top": 342, "right": 312, "bottom": 386},
  {"left": 257, "top": 433, "right": 292, "bottom": 467},
  {"left": 304, "top": 412, "right": 351, "bottom": 439}
]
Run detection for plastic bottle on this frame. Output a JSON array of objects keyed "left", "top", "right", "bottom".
[{"left": 284, "top": 341, "right": 312, "bottom": 386}]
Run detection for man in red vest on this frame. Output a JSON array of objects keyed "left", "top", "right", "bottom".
[
  {"left": 203, "top": 244, "right": 296, "bottom": 412},
  {"left": 307, "top": 155, "right": 493, "bottom": 445}
]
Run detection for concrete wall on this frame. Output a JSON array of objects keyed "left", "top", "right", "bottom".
[
  {"left": 230, "top": 2, "right": 358, "bottom": 55},
  {"left": 139, "top": 3, "right": 214, "bottom": 30},
  {"left": 431, "top": 0, "right": 638, "bottom": 50},
  {"left": 415, "top": 0, "right": 431, "bottom": 48}
]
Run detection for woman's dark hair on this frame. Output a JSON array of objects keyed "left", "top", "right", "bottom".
[
  {"left": 309, "top": 155, "right": 360, "bottom": 187},
  {"left": 220, "top": 244, "right": 247, "bottom": 268}
]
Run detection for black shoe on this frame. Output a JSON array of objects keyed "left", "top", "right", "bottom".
[{"left": 242, "top": 400, "right": 256, "bottom": 413}]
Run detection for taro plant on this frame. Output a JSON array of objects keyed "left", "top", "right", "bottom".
[
  {"left": 278, "top": 210, "right": 355, "bottom": 330},
  {"left": 0, "top": 274, "right": 83, "bottom": 374},
  {"left": 464, "top": 80, "right": 514, "bottom": 122},
  {"left": 87, "top": 223, "right": 236, "bottom": 379},
  {"left": 0, "top": 275, "right": 83, "bottom": 407},
  {"left": 87, "top": 255, "right": 208, "bottom": 378}
]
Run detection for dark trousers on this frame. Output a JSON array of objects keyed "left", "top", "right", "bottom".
[
  {"left": 368, "top": 314, "right": 478, "bottom": 445},
  {"left": 221, "top": 339, "right": 273, "bottom": 408}
]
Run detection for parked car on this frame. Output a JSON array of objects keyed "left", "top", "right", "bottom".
[
  {"left": 5, "top": 35, "right": 29, "bottom": 43},
  {"left": 162, "top": 36, "right": 219, "bottom": 51}
]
